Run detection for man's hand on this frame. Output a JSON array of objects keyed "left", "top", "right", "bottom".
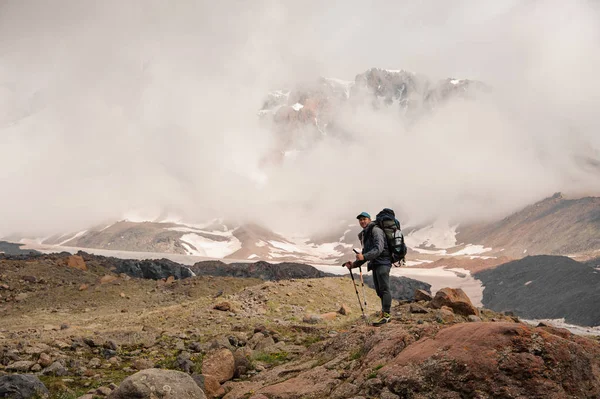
[
  {"left": 356, "top": 253, "right": 365, "bottom": 261},
  {"left": 343, "top": 261, "right": 353, "bottom": 269}
]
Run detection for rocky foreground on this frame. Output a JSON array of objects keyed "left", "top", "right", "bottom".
[{"left": 0, "top": 253, "right": 599, "bottom": 398}]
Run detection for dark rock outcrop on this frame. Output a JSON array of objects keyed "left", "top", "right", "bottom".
[
  {"left": 0, "top": 374, "right": 49, "bottom": 398},
  {"left": 0, "top": 241, "right": 41, "bottom": 256},
  {"left": 190, "top": 260, "right": 336, "bottom": 280},
  {"left": 475, "top": 255, "right": 600, "bottom": 326},
  {"left": 362, "top": 274, "right": 431, "bottom": 302}
]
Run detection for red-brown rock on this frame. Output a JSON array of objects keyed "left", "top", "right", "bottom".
[{"left": 430, "top": 287, "right": 479, "bottom": 316}]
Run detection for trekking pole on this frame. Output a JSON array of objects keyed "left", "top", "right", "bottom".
[
  {"left": 353, "top": 249, "right": 368, "bottom": 312},
  {"left": 343, "top": 261, "right": 367, "bottom": 322}
]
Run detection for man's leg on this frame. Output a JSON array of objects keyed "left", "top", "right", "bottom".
[
  {"left": 374, "top": 265, "right": 392, "bottom": 314},
  {"left": 372, "top": 267, "right": 382, "bottom": 302}
]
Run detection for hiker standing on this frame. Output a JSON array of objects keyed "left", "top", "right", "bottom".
[{"left": 344, "top": 211, "right": 392, "bottom": 326}]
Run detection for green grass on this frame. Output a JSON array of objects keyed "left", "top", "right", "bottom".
[{"left": 252, "top": 351, "right": 289, "bottom": 366}]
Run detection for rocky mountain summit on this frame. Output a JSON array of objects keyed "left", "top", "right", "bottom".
[{"left": 0, "top": 252, "right": 599, "bottom": 398}]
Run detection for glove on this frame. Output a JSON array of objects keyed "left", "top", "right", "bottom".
[{"left": 343, "top": 261, "right": 353, "bottom": 269}]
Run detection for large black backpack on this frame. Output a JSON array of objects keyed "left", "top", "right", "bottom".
[{"left": 375, "top": 208, "right": 407, "bottom": 265}]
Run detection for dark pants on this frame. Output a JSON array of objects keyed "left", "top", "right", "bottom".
[{"left": 372, "top": 265, "right": 392, "bottom": 314}]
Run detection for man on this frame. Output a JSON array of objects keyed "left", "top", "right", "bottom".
[{"left": 344, "top": 211, "right": 392, "bottom": 326}]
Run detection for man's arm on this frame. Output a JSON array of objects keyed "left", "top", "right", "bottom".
[{"left": 361, "top": 227, "right": 385, "bottom": 261}]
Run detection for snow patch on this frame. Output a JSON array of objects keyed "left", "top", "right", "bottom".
[
  {"left": 522, "top": 318, "right": 600, "bottom": 336},
  {"left": 405, "top": 221, "right": 458, "bottom": 250},
  {"left": 248, "top": 254, "right": 259, "bottom": 259},
  {"left": 524, "top": 280, "right": 533, "bottom": 286},
  {"left": 58, "top": 230, "right": 88, "bottom": 246},
  {"left": 411, "top": 247, "right": 447, "bottom": 255},
  {"left": 291, "top": 103, "right": 304, "bottom": 111},
  {"left": 450, "top": 244, "right": 492, "bottom": 256},
  {"left": 180, "top": 233, "right": 241, "bottom": 258}
]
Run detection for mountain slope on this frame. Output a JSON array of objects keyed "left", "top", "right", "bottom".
[
  {"left": 457, "top": 193, "right": 600, "bottom": 258},
  {"left": 475, "top": 255, "right": 600, "bottom": 326}
]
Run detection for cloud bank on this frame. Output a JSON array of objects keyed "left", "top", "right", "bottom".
[{"left": 1, "top": 0, "right": 599, "bottom": 237}]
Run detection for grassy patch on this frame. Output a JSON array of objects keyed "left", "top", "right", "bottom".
[
  {"left": 252, "top": 351, "right": 289, "bottom": 366},
  {"left": 349, "top": 347, "right": 364, "bottom": 360}
]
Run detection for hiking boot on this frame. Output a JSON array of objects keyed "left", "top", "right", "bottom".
[{"left": 372, "top": 312, "right": 391, "bottom": 327}]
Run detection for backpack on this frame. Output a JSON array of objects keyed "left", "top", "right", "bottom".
[{"left": 375, "top": 208, "right": 407, "bottom": 265}]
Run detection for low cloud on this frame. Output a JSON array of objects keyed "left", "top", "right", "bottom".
[{"left": 1, "top": 0, "right": 599, "bottom": 237}]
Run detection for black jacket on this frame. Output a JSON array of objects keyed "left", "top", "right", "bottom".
[{"left": 352, "top": 222, "right": 391, "bottom": 271}]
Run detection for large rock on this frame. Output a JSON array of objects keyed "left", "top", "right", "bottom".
[
  {"left": 202, "top": 348, "right": 235, "bottom": 383},
  {"left": 66, "top": 255, "right": 87, "bottom": 271},
  {"left": 107, "top": 368, "right": 206, "bottom": 399},
  {"left": 0, "top": 374, "right": 49, "bottom": 398},
  {"left": 113, "top": 258, "right": 195, "bottom": 280},
  {"left": 430, "top": 287, "right": 479, "bottom": 316},
  {"left": 379, "top": 322, "right": 600, "bottom": 398},
  {"left": 192, "top": 374, "right": 224, "bottom": 399}
]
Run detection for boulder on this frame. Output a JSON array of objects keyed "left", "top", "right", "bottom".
[
  {"left": 108, "top": 368, "right": 206, "bottom": 399},
  {"left": 67, "top": 255, "right": 87, "bottom": 271},
  {"left": 414, "top": 289, "right": 433, "bottom": 302},
  {"left": 0, "top": 374, "right": 49, "bottom": 398},
  {"left": 202, "top": 348, "right": 235, "bottom": 384},
  {"left": 192, "top": 374, "right": 224, "bottom": 399},
  {"left": 430, "top": 287, "right": 479, "bottom": 316}
]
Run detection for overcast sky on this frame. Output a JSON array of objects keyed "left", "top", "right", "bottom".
[{"left": 1, "top": 0, "right": 599, "bottom": 237}]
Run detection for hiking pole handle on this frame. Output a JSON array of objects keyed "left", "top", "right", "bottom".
[{"left": 353, "top": 249, "right": 359, "bottom": 254}]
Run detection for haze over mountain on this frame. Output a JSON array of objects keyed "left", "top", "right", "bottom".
[{"left": 1, "top": 1, "right": 600, "bottom": 241}]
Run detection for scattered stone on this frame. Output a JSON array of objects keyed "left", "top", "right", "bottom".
[
  {"left": 132, "top": 358, "right": 154, "bottom": 370},
  {"left": 6, "top": 361, "right": 35, "bottom": 372},
  {"left": 165, "top": 275, "right": 175, "bottom": 285},
  {"left": 100, "top": 275, "right": 118, "bottom": 284},
  {"left": 468, "top": 315, "right": 482, "bottom": 322},
  {"left": 42, "top": 361, "right": 68, "bottom": 376},
  {"left": 214, "top": 302, "right": 232, "bottom": 311},
  {"left": 338, "top": 304, "right": 351, "bottom": 315},
  {"left": 14, "top": 293, "right": 28, "bottom": 302},
  {"left": 0, "top": 374, "right": 49, "bottom": 399},
  {"left": 414, "top": 289, "right": 433, "bottom": 302},
  {"left": 254, "top": 336, "right": 276, "bottom": 351},
  {"left": 88, "top": 358, "right": 102, "bottom": 369},
  {"left": 410, "top": 304, "right": 430, "bottom": 314},
  {"left": 320, "top": 312, "right": 337, "bottom": 321},
  {"left": 30, "top": 363, "right": 42, "bottom": 372},
  {"left": 79, "top": 284, "right": 88, "bottom": 291},
  {"left": 108, "top": 368, "right": 206, "bottom": 399},
  {"left": 38, "top": 353, "right": 53, "bottom": 367},
  {"left": 22, "top": 275, "right": 37, "bottom": 283},
  {"left": 302, "top": 314, "right": 322, "bottom": 324},
  {"left": 53, "top": 340, "right": 71, "bottom": 350},
  {"left": 96, "top": 386, "right": 113, "bottom": 396}
]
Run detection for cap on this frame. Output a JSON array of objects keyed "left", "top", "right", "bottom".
[{"left": 356, "top": 212, "right": 371, "bottom": 219}]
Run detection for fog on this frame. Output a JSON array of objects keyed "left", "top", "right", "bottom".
[{"left": 1, "top": 0, "right": 599, "bottom": 237}]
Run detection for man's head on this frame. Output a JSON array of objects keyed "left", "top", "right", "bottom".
[{"left": 356, "top": 211, "right": 371, "bottom": 229}]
